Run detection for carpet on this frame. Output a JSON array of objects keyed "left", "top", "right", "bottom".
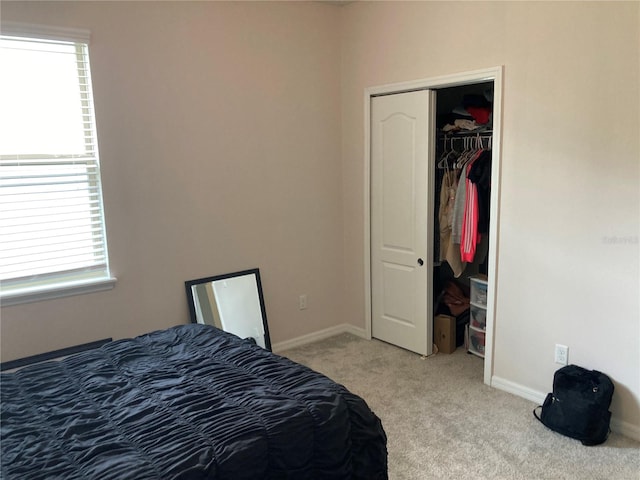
[{"left": 282, "top": 333, "right": 640, "bottom": 480}]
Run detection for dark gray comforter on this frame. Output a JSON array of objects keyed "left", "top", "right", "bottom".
[{"left": 1, "top": 324, "right": 387, "bottom": 479}]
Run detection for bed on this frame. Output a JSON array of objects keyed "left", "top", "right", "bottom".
[{"left": 0, "top": 324, "right": 387, "bottom": 479}]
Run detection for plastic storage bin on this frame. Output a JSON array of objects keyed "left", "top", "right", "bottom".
[
  {"left": 468, "top": 328, "right": 485, "bottom": 357},
  {"left": 470, "top": 304, "right": 486, "bottom": 329},
  {"left": 469, "top": 277, "right": 488, "bottom": 306}
]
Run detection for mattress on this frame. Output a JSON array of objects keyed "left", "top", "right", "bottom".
[{"left": 0, "top": 324, "right": 387, "bottom": 479}]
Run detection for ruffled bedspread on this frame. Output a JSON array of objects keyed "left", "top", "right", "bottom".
[{"left": 1, "top": 324, "right": 387, "bottom": 479}]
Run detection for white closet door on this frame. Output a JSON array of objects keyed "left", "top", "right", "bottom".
[{"left": 371, "top": 90, "right": 434, "bottom": 356}]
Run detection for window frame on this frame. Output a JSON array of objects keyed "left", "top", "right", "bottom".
[{"left": 0, "top": 22, "right": 116, "bottom": 306}]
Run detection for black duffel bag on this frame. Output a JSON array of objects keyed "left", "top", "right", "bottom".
[{"left": 533, "top": 364, "right": 614, "bottom": 446}]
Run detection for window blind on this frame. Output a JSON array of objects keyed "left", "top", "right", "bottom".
[{"left": 0, "top": 33, "right": 111, "bottom": 298}]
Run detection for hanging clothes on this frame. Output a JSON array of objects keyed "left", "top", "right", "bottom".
[
  {"left": 459, "top": 150, "right": 484, "bottom": 263},
  {"left": 451, "top": 163, "right": 467, "bottom": 245},
  {"left": 438, "top": 170, "right": 457, "bottom": 262},
  {"left": 460, "top": 175, "right": 479, "bottom": 263},
  {"left": 467, "top": 150, "right": 492, "bottom": 234},
  {"left": 436, "top": 132, "right": 492, "bottom": 274}
]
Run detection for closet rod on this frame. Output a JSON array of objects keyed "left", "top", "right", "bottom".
[
  {"left": 439, "top": 132, "right": 493, "bottom": 152},
  {"left": 438, "top": 130, "right": 492, "bottom": 138},
  {"left": 439, "top": 134, "right": 492, "bottom": 143}
]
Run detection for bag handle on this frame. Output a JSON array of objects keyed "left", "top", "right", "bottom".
[{"left": 533, "top": 405, "right": 543, "bottom": 423}]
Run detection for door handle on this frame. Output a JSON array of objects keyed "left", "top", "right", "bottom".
[{"left": 417, "top": 258, "right": 424, "bottom": 266}]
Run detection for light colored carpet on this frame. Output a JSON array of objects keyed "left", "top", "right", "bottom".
[{"left": 281, "top": 333, "right": 640, "bottom": 480}]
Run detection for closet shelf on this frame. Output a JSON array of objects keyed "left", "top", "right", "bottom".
[{"left": 438, "top": 129, "right": 492, "bottom": 137}]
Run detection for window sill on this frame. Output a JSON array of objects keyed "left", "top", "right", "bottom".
[{"left": 1, "top": 277, "right": 117, "bottom": 307}]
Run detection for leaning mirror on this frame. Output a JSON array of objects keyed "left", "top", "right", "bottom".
[{"left": 185, "top": 268, "right": 271, "bottom": 351}]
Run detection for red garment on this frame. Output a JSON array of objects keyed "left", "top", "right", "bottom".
[
  {"left": 460, "top": 178, "right": 478, "bottom": 262},
  {"left": 460, "top": 154, "right": 482, "bottom": 262},
  {"left": 466, "top": 106, "right": 492, "bottom": 125}
]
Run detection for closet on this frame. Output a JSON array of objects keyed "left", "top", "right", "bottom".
[
  {"left": 432, "top": 82, "right": 493, "bottom": 360},
  {"left": 368, "top": 67, "right": 501, "bottom": 383}
]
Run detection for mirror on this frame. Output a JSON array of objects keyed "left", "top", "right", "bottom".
[{"left": 185, "top": 268, "right": 271, "bottom": 351}]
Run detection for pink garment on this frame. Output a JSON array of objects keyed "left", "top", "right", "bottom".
[
  {"left": 460, "top": 180, "right": 478, "bottom": 262},
  {"left": 460, "top": 156, "right": 481, "bottom": 263}
]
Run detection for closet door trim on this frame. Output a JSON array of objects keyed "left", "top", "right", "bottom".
[{"left": 364, "top": 66, "right": 504, "bottom": 386}]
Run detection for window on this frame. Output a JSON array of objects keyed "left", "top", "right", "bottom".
[{"left": 0, "top": 25, "right": 114, "bottom": 305}]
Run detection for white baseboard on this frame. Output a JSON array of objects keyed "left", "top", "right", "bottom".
[
  {"left": 491, "top": 376, "right": 547, "bottom": 405},
  {"left": 491, "top": 376, "right": 640, "bottom": 442},
  {"left": 272, "top": 323, "right": 368, "bottom": 353},
  {"left": 610, "top": 417, "right": 640, "bottom": 442}
]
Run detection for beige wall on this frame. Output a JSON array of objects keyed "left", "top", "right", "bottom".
[
  {"left": 0, "top": 1, "right": 344, "bottom": 357},
  {"left": 1, "top": 0, "right": 639, "bottom": 437},
  {"left": 339, "top": 1, "right": 639, "bottom": 435}
]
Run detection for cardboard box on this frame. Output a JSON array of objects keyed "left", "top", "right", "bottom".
[{"left": 434, "top": 314, "right": 456, "bottom": 354}]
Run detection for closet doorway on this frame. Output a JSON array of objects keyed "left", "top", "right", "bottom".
[{"left": 364, "top": 68, "right": 503, "bottom": 385}]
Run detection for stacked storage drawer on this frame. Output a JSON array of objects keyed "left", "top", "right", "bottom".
[{"left": 468, "top": 277, "right": 488, "bottom": 358}]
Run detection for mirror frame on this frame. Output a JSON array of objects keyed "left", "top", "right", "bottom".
[{"left": 185, "top": 268, "right": 272, "bottom": 351}]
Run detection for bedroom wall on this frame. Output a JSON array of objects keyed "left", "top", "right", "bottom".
[
  {"left": 339, "top": 1, "right": 640, "bottom": 436},
  {"left": 2, "top": 0, "right": 638, "bottom": 439},
  {"left": 0, "top": 2, "right": 344, "bottom": 359}
]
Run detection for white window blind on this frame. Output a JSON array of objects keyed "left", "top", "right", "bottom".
[{"left": 0, "top": 29, "right": 114, "bottom": 303}]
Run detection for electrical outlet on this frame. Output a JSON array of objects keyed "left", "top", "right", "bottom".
[
  {"left": 298, "top": 294, "right": 308, "bottom": 310},
  {"left": 555, "top": 344, "right": 569, "bottom": 365}
]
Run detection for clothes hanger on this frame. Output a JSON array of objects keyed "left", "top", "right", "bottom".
[
  {"left": 456, "top": 137, "right": 474, "bottom": 168},
  {"left": 438, "top": 136, "right": 458, "bottom": 169},
  {"left": 437, "top": 137, "right": 450, "bottom": 169}
]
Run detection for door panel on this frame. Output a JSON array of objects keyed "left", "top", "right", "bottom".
[
  {"left": 371, "top": 90, "right": 434, "bottom": 355},
  {"left": 381, "top": 113, "right": 415, "bottom": 251},
  {"left": 381, "top": 262, "right": 414, "bottom": 326}
]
